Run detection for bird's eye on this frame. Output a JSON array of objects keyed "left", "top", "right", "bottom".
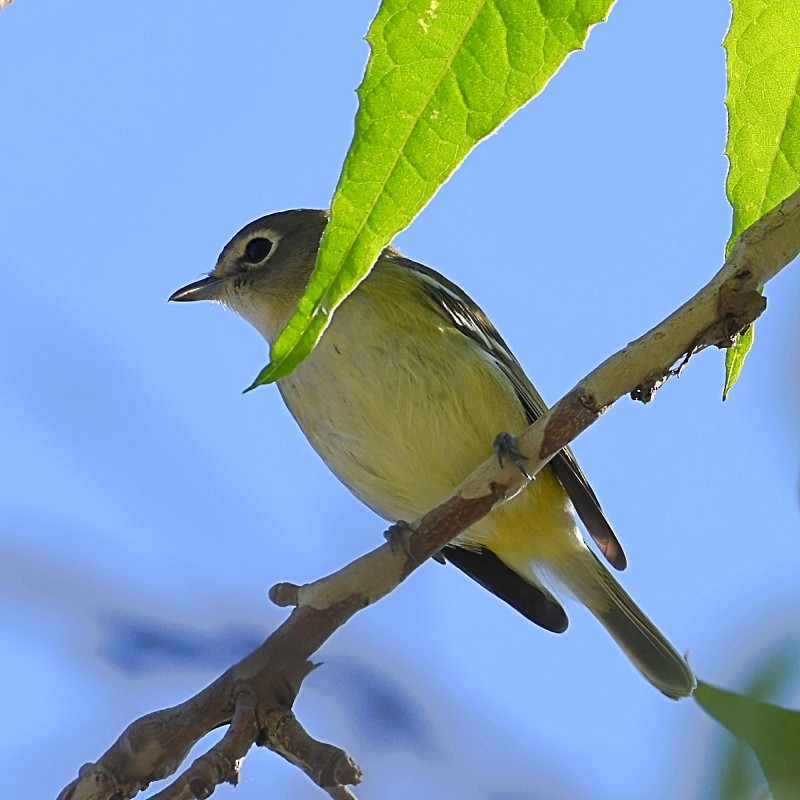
[{"left": 243, "top": 237, "right": 273, "bottom": 264}]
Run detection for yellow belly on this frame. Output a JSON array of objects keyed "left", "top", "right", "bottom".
[{"left": 277, "top": 260, "right": 582, "bottom": 574}]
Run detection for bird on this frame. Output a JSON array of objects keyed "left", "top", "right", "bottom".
[{"left": 170, "top": 208, "right": 695, "bottom": 699}]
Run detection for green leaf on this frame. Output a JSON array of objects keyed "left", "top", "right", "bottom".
[
  {"left": 722, "top": 0, "right": 800, "bottom": 396},
  {"left": 722, "top": 323, "right": 753, "bottom": 401},
  {"left": 250, "top": 0, "right": 616, "bottom": 386},
  {"left": 704, "top": 648, "right": 800, "bottom": 800},
  {"left": 695, "top": 679, "right": 800, "bottom": 800}
]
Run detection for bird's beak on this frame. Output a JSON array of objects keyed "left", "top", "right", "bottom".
[{"left": 169, "top": 275, "right": 225, "bottom": 303}]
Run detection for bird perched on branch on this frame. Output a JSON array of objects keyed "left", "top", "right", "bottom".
[{"left": 171, "top": 208, "right": 695, "bottom": 699}]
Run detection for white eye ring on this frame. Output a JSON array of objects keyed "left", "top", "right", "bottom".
[{"left": 243, "top": 235, "right": 276, "bottom": 264}]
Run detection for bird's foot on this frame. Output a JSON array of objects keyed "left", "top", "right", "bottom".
[
  {"left": 384, "top": 520, "right": 446, "bottom": 564},
  {"left": 493, "top": 431, "right": 532, "bottom": 480}
]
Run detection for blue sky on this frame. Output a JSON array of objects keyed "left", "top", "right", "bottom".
[{"left": 2, "top": 2, "right": 799, "bottom": 799}]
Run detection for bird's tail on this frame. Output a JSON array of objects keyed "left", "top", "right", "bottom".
[{"left": 563, "top": 550, "right": 696, "bottom": 699}]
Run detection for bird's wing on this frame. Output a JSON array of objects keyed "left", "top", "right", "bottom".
[
  {"left": 441, "top": 544, "right": 568, "bottom": 632},
  {"left": 392, "top": 252, "right": 627, "bottom": 571}
]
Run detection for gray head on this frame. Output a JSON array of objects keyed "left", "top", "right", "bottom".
[{"left": 170, "top": 208, "right": 329, "bottom": 343}]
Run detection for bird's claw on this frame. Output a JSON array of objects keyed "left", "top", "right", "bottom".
[
  {"left": 384, "top": 520, "right": 446, "bottom": 564},
  {"left": 493, "top": 431, "right": 532, "bottom": 480}
]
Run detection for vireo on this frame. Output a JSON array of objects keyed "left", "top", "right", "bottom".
[{"left": 171, "top": 208, "right": 695, "bottom": 699}]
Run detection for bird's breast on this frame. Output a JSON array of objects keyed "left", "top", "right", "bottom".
[{"left": 277, "top": 272, "right": 528, "bottom": 525}]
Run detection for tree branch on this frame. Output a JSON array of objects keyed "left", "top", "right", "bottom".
[{"left": 58, "top": 186, "right": 800, "bottom": 800}]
